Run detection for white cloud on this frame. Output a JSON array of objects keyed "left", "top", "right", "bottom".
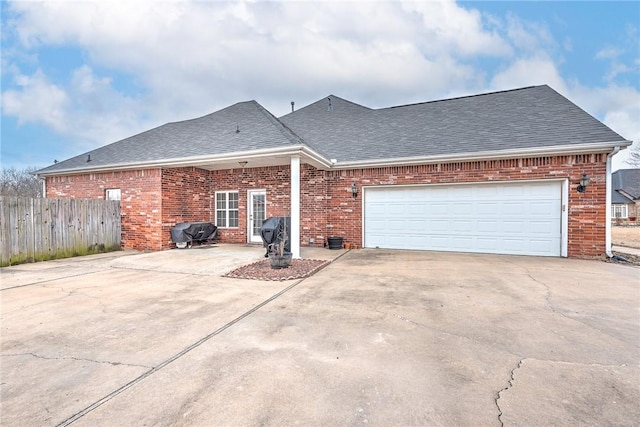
[
  {"left": 595, "top": 47, "right": 621, "bottom": 60},
  {"left": 4, "top": 0, "right": 515, "bottom": 121},
  {"left": 1, "top": 0, "right": 638, "bottom": 173},
  {"left": 489, "top": 56, "right": 567, "bottom": 93},
  {"left": 1, "top": 65, "right": 156, "bottom": 151},
  {"left": 1, "top": 69, "right": 69, "bottom": 132},
  {"left": 568, "top": 83, "right": 640, "bottom": 170}
]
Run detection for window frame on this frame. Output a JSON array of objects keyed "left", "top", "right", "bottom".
[
  {"left": 105, "top": 188, "right": 121, "bottom": 201},
  {"left": 215, "top": 191, "right": 239, "bottom": 228},
  {"left": 611, "top": 204, "right": 628, "bottom": 219}
]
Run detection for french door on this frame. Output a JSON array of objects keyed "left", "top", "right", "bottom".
[{"left": 248, "top": 190, "right": 266, "bottom": 243}]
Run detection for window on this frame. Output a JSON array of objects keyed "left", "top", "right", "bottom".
[
  {"left": 105, "top": 188, "right": 121, "bottom": 201},
  {"left": 216, "top": 191, "right": 239, "bottom": 227},
  {"left": 612, "top": 204, "right": 628, "bottom": 219}
]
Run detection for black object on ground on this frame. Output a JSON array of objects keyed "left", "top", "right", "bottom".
[
  {"left": 170, "top": 222, "right": 218, "bottom": 248},
  {"left": 260, "top": 217, "right": 291, "bottom": 256}
]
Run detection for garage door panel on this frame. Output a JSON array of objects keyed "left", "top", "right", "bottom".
[
  {"left": 452, "top": 220, "right": 473, "bottom": 232},
  {"left": 364, "top": 182, "right": 562, "bottom": 256},
  {"left": 503, "top": 202, "right": 526, "bottom": 215},
  {"left": 502, "top": 221, "right": 526, "bottom": 233},
  {"left": 430, "top": 203, "right": 449, "bottom": 214},
  {"left": 477, "top": 220, "right": 498, "bottom": 232}
]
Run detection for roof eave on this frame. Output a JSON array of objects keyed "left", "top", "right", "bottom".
[
  {"left": 330, "top": 140, "right": 633, "bottom": 169},
  {"left": 34, "top": 140, "right": 632, "bottom": 177},
  {"left": 35, "top": 145, "right": 332, "bottom": 177}
]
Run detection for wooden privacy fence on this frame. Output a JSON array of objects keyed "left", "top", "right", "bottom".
[{"left": 0, "top": 197, "right": 121, "bottom": 267}]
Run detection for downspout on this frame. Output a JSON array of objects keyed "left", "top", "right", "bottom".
[{"left": 605, "top": 146, "right": 621, "bottom": 258}]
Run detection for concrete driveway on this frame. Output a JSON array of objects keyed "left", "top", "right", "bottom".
[{"left": 1, "top": 246, "right": 638, "bottom": 426}]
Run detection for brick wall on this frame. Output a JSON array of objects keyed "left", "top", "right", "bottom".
[
  {"left": 46, "top": 169, "right": 163, "bottom": 250},
  {"left": 324, "top": 154, "right": 608, "bottom": 257},
  {"left": 161, "top": 167, "right": 214, "bottom": 248},
  {"left": 207, "top": 165, "right": 292, "bottom": 245},
  {"left": 46, "top": 154, "right": 609, "bottom": 257}
]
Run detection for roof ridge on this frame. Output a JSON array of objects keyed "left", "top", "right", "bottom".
[
  {"left": 253, "top": 100, "right": 306, "bottom": 146},
  {"left": 385, "top": 85, "right": 543, "bottom": 110}
]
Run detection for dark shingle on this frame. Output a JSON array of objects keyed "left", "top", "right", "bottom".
[
  {"left": 37, "top": 101, "right": 303, "bottom": 174},
  {"left": 612, "top": 169, "right": 640, "bottom": 200},
  {"left": 280, "top": 85, "right": 627, "bottom": 162},
  {"left": 37, "top": 85, "right": 629, "bottom": 175}
]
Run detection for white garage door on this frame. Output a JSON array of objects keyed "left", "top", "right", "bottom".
[{"left": 364, "top": 181, "right": 562, "bottom": 256}]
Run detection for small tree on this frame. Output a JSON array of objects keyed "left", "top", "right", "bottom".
[
  {"left": 0, "top": 166, "right": 44, "bottom": 198},
  {"left": 627, "top": 143, "right": 640, "bottom": 167}
]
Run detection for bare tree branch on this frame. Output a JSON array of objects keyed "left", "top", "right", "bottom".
[
  {"left": 627, "top": 143, "right": 640, "bottom": 167},
  {"left": 0, "top": 166, "right": 44, "bottom": 198}
]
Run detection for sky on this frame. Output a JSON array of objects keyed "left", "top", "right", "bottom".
[{"left": 1, "top": 0, "right": 639, "bottom": 171}]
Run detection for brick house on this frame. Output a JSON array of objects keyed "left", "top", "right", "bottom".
[
  {"left": 611, "top": 169, "right": 640, "bottom": 225},
  {"left": 36, "top": 85, "right": 631, "bottom": 258}
]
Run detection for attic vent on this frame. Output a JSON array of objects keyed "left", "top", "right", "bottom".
[{"left": 327, "top": 97, "right": 333, "bottom": 111}]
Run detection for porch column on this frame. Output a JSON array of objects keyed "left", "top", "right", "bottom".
[{"left": 290, "top": 156, "right": 301, "bottom": 259}]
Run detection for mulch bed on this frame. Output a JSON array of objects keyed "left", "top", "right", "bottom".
[
  {"left": 605, "top": 251, "right": 640, "bottom": 267},
  {"left": 224, "top": 258, "right": 331, "bottom": 281}
]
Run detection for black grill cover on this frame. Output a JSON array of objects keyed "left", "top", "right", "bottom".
[
  {"left": 260, "top": 217, "right": 290, "bottom": 252},
  {"left": 170, "top": 222, "right": 217, "bottom": 243}
]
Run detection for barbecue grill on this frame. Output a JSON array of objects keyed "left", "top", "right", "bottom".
[
  {"left": 170, "top": 222, "right": 218, "bottom": 248},
  {"left": 259, "top": 217, "right": 290, "bottom": 256}
]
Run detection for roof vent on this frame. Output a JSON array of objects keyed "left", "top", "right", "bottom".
[
  {"left": 236, "top": 125, "right": 240, "bottom": 134},
  {"left": 291, "top": 101, "right": 295, "bottom": 112},
  {"left": 87, "top": 154, "right": 91, "bottom": 162},
  {"left": 327, "top": 97, "right": 333, "bottom": 112}
]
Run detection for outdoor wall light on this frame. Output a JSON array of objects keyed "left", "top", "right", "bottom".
[
  {"left": 351, "top": 182, "right": 358, "bottom": 198},
  {"left": 577, "top": 173, "right": 590, "bottom": 193}
]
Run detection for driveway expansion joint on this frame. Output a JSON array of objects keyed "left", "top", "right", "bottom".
[{"left": 54, "top": 277, "right": 309, "bottom": 426}]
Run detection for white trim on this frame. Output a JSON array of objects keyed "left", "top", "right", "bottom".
[
  {"left": 611, "top": 204, "right": 629, "bottom": 219},
  {"left": 332, "top": 141, "right": 633, "bottom": 170},
  {"left": 290, "top": 156, "right": 301, "bottom": 259},
  {"left": 215, "top": 190, "right": 239, "bottom": 228},
  {"left": 247, "top": 189, "right": 267, "bottom": 244},
  {"left": 362, "top": 179, "right": 567, "bottom": 257},
  {"left": 561, "top": 179, "right": 568, "bottom": 257},
  {"left": 38, "top": 145, "right": 332, "bottom": 176},
  {"left": 36, "top": 140, "right": 632, "bottom": 177},
  {"left": 605, "top": 146, "right": 621, "bottom": 257}
]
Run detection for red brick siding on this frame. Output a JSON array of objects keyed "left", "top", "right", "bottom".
[
  {"left": 45, "top": 169, "right": 163, "bottom": 251},
  {"left": 324, "top": 154, "right": 607, "bottom": 257},
  {"left": 208, "top": 166, "right": 292, "bottom": 245},
  {"left": 47, "top": 154, "right": 609, "bottom": 257},
  {"left": 161, "top": 167, "right": 214, "bottom": 248},
  {"left": 300, "top": 165, "right": 329, "bottom": 246}
]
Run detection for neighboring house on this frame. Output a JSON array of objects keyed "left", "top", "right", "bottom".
[
  {"left": 35, "top": 85, "right": 631, "bottom": 258},
  {"left": 611, "top": 169, "right": 640, "bottom": 224}
]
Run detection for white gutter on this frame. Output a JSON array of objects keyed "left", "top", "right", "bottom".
[
  {"left": 605, "top": 146, "right": 621, "bottom": 258},
  {"left": 331, "top": 140, "right": 633, "bottom": 169},
  {"left": 37, "top": 145, "right": 333, "bottom": 176}
]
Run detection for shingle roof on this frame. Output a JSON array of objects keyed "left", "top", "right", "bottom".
[
  {"left": 611, "top": 169, "right": 640, "bottom": 203},
  {"left": 279, "top": 85, "right": 628, "bottom": 162},
  {"left": 37, "top": 101, "right": 304, "bottom": 174},
  {"left": 37, "top": 85, "right": 629, "bottom": 175}
]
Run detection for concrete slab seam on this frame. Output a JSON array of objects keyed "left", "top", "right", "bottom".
[
  {"left": 0, "top": 271, "right": 101, "bottom": 291},
  {"left": 54, "top": 277, "right": 310, "bottom": 427}
]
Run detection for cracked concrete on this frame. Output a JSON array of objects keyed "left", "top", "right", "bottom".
[{"left": 1, "top": 246, "right": 638, "bottom": 426}]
